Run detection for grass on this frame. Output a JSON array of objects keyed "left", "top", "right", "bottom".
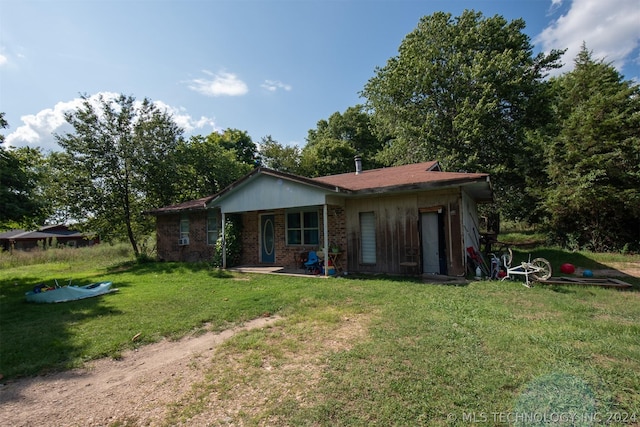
[{"left": 1, "top": 245, "right": 640, "bottom": 425}]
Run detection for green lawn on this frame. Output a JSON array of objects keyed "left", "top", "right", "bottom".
[{"left": 1, "top": 246, "right": 639, "bottom": 426}]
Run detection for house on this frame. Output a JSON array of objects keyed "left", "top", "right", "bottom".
[
  {"left": 0, "top": 224, "right": 100, "bottom": 251},
  {"left": 147, "top": 159, "right": 493, "bottom": 276}
]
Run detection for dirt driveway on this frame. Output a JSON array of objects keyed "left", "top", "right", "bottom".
[
  {"left": 0, "top": 316, "right": 281, "bottom": 426},
  {"left": 0, "top": 309, "right": 369, "bottom": 427}
]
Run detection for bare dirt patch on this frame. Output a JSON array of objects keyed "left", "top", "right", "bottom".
[
  {"left": 594, "top": 261, "right": 640, "bottom": 279},
  {"left": 0, "top": 312, "right": 372, "bottom": 426},
  {"left": 171, "top": 311, "right": 372, "bottom": 426},
  {"left": 0, "top": 316, "right": 281, "bottom": 427}
]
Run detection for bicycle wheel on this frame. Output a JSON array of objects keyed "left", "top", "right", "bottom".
[{"left": 530, "top": 258, "right": 552, "bottom": 281}]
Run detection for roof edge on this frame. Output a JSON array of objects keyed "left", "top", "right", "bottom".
[{"left": 207, "top": 167, "right": 350, "bottom": 207}]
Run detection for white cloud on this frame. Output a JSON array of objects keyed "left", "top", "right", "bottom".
[
  {"left": 0, "top": 53, "right": 7, "bottom": 66},
  {"left": 187, "top": 70, "right": 249, "bottom": 97},
  {"left": 3, "top": 93, "right": 218, "bottom": 152},
  {"left": 548, "top": 0, "right": 564, "bottom": 13},
  {"left": 261, "top": 79, "right": 292, "bottom": 92},
  {"left": 536, "top": 0, "right": 640, "bottom": 75},
  {"left": 153, "top": 100, "right": 219, "bottom": 133},
  {"left": 3, "top": 97, "right": 93, "bottom": 152}
]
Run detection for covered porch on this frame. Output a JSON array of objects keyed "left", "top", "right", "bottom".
[{"left": 208, "top": 169, "right": 349, "bottom": 277}]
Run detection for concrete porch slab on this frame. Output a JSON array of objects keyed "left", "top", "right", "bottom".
[{"left": 227, "top": 265, "right": 322, "bottom": 278}]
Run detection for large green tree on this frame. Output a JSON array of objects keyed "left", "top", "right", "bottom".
[
  {"left": 0, "top": 114, "right": 46, "bottom": 229},
  {"left": 173, "top": 132, "right": 253, "bottom": 201},
  {"left": 300, "top": 105, "right": 385, "bottom": 177},
  {"left": 207, "top": 128, "right": 258, "bottom": 166},
  {"left": 543, "top": 46, "right": 640, "bottom": 251},
  {"left": 258, "top": 135, "right": 302, "bottom": 174},
  {"left": 361, "top": 10, "right": 563, "bottom": 226},
  {"left": 55, "top": 94, "right": 183, "bottom": 256}
]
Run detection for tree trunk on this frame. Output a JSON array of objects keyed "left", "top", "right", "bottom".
[{"left": 123, "top": 169, "right": 139, "bottom": 257}]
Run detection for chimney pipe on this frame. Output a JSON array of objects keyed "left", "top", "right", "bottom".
[{"left": 354, "top": 155, "right": 363, "bottom": 175}]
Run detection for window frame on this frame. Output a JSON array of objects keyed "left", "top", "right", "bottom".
[
  {"left": 207, "top": 211, "right": 219, "bottom": 246},
  {"left": 285, "top": 209, "right": 320, "bottom": 246},
  {"left": 359, "top": 211, "right": 376, "bottom": 264},
  {"left": 179, "top": 217, "right": 189, "bottom": 240}
]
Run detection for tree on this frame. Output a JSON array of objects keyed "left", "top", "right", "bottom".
[
  {"left": 300, "top": 105, "right": 385, "bottom": 177},
  {"left": 258, "top": 135, "right": 302, "bottom": 174},
  {"left": 173, "top": 133, "right": 253, "bottom": 201},
  {"left": 361, "top": 10, "right": 563, "bottom": 227},
  {"left": 207, "top": 128, "right": 258, "bottom": 166},
  {"left": 543, "top": 45, "right": 640, "bottom": 251},
  {"left": 299, "top": 138, "right": 357, "bottom": 177},
  {"left": 0, "top": 114, "right": 45, "bottom": 228},
  {"left": 54, "top": 94, "right": 183, "bottom": 256}
]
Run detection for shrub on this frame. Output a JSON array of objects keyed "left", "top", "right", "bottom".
[{"left": 212, "top": 214, "right": 242, "bottom": 268}]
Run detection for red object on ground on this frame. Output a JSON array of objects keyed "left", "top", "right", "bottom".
[{"left": 560, "top": 263, "right": 575, "bottom": 274}]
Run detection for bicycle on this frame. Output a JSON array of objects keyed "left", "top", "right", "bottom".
[{"left": 490, "top": 247, "right": 552, "bottom": 287}]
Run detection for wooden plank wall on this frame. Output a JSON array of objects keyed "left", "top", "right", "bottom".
[
  {"left": 345, "top": 190, "right": 463, "bottom": 275},
  {"left": 345, "top": 194, "right": 416, "bottom": 274}
]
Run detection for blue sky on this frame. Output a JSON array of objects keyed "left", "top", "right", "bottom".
[{"left": 1, "top": 0, "right": 639, "bottom": 152}]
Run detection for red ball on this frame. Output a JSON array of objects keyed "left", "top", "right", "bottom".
[{"left": 560, "top": 263, "right": 575, "bottom": 274}]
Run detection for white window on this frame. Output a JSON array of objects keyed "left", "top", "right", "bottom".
[
  {"left": 207, "top": 211, "right": 219, "bottom": 245},
  {"left": 180, "top": 217, "right": 189, "bottom": 240},
  {"left": 360, "top": 212, "right": 376, "bottom": 264},
  {"left": 286, "top": 210, "right": 319, "bottom": 245}
]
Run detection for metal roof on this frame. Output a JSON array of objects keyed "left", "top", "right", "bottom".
[{"left": 0, "top": 225, "right": 89, "bottom": 241}]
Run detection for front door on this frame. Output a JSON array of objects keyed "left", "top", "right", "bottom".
[
  {"left": 420, "top": 211, "right": 447, "bottom": 274},
  {"left": 260, "top": 214, "right": 275, "bottom": 263}
]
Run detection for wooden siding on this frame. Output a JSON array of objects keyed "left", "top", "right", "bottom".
[
  {"left": 345, "top": 190, "right": 465, "bottom": 275},
  {"left": 217, "top": 174, "right": 335, "bottom": 213}
]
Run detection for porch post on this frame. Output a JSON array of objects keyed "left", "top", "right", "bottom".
[
  {"left": 221, "top": 213, "right": 227, "bottom": 269},
  {"left": 323, "top": 204, "right": 329, "bottom": 277}
]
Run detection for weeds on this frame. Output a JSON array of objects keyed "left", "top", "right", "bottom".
[{"left": 0, "top": 242, "right": 133, "bottom": 269}]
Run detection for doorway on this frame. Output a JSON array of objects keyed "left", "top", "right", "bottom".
[
  {"left": 260, "top": 214, "right": 275, "bottom": 263},
  {"left": 420, "top": 210, "right": 447, "bottom": 274}
]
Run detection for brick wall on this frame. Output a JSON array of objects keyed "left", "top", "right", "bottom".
[
  {"left": 241, "top": 209, "right": 296, "bottom": 267},
  {"left": 326, "top": 205, "right": 347, "bottom": 256},
  {"left": 156, "top": 212, "right": 215, "bottom": 262},
  {"left": 155, "top": 205, "right": 348, "bottom": 268},
  {"left": 238, "top": 206, "right": 347, "bottom": 269},
  {"left": 241, "top": 212, "right": 259, "bottom": 265}
]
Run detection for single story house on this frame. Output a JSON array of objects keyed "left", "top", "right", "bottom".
[
  {"left": 0, "top": 224, "right": 100, "bottom": 251},
  {"left": 148, "top": 159, "right": 493, "bottom": 277}
]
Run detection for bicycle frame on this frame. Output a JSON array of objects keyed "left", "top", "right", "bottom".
[{"left": 491, "top": 249, "right": 552, "bottom": 287}]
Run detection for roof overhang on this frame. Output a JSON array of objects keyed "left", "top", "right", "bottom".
[
  {"left": 144, "top": 195, "right": 216, "bottom": 216},
  {"left": 335, "top": 175, "right": 493, "bottom": 202},
  {"left": 146, "top": 164, "right": 494, "bottom": 216},
  {"left": 459, "top": 176, "right": 494, "bottom": 203},
  {"left": 209, "top": 168, "right": 348, "bottom": 214}
]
